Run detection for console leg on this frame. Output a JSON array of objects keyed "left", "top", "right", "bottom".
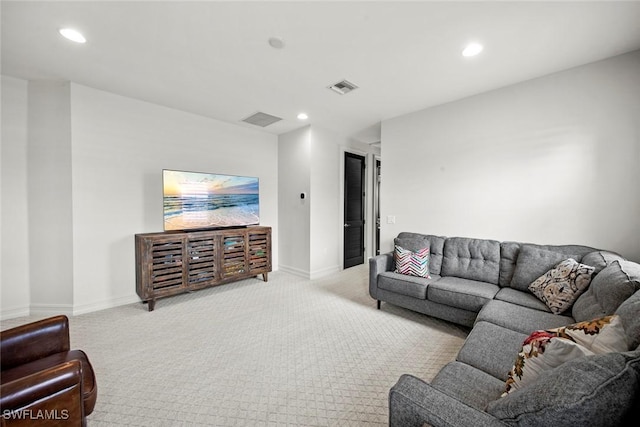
[
  {"left": 377, "top": 300, "right": 381, "bottom": 310},
  {"left": 262, "top": 272, "right": 269, "bottom": 282},
  {"left": 148, "top": 299, "right": 155, "bottom": 312}
]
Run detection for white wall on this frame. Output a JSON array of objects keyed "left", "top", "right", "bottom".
[
  {"left": 28, "top": 81, "right": 75, "bottom": 312},
  {"left": 1, "top": 76, "right": 30, "bottom": 318},
  {"left": 381, "top": 51, "right": 640, "bottom": 262},
  {"left": 69, "top": 84, "right": 279, "bottom": 313},
  {"left": 277, "top": 126, "right": 311, "bottom": 277},
  {"left": 309, "top": 126, "right": 341, "bottom": 277},
  {"left": 0, "top": 78, "right": 279, "bottom": 319},
  {"left": 278, "top": 124, "right": 379, "bottom": 278}
]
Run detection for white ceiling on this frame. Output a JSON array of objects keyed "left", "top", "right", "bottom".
[{"left": 3, "top": 1, "right": 640, "bottom": 143}]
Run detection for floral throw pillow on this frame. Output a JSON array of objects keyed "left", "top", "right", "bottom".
[
  {"left": 502, "top": 315, "right": 628, "bottom": 396},
  {"left": 394, "top": 245, "right": 430, "bottom": 278},
  {"left": 528, "top": 258, "right": 595, "bottom": 314}
]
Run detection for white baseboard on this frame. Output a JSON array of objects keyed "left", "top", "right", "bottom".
[
  {"left": 23, "top": 295, "right": 141, "bottom": 318},
  {"left": 29, "top": 303, "right": 74, "bottom": 317},
  {"left": 72, "top": 294, "right": 141, "bottom": 315},
  {"left": 310, "top": 265, "right": 341, "bottom": 279},
  {"left": 278, "top": 265, "right": 310, "bottom": 279},
  {"left": 0, "top": 306, "right": 31, "bottom": 321},
  {"left": 276, "top": 264, "right": 341, "bottom": 280}
]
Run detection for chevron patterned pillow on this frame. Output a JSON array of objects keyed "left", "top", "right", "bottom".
[{"left": 394, "top": 245, "right": 430, "bottom": 278}]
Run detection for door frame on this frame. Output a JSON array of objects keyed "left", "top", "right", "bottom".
[
  {"left": 373, "top": 155, "right": 381, "bottom": 256},
  {"left": 339, "top": 147, "right": 372, "bottom": 269}
]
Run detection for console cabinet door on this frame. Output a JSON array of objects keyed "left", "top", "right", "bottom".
[
  {"left": 248, "top": 230, "right": 271, "bottom": 275},
  {"left": 221, "top": 233, "right": 247, "bottom": 279},
  {"left": 186, "top": 232, "right": 218, "bottom": 289},
  {"left": 136, "top": 234, "right": 187, "bottom": 300}
]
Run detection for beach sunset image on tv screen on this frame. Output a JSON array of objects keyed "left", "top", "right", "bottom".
[{"left": 163, "top": 170, "right": 259, "bottom": 231}]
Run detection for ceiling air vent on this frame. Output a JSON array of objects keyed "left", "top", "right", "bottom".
[
  {"left": 328, "top": 79, "right": 358, "bottom": 95},
  {"left": 242, "top": 112, "right": 283, "bottom": 127}
]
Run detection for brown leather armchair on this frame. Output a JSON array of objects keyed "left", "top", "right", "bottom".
[{"left": 1, "top": 315, "right": 97, "bottom": 426}]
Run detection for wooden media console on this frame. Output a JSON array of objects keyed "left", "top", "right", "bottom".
[{"left": 135, "top": 226, "right": 271, "bottom": 311}]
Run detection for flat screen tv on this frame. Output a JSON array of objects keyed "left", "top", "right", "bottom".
[{"left": 163, "top": 169, "right": 259, "bottom": 231}]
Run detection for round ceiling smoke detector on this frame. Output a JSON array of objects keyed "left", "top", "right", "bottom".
[{"left": 268, "top": 37, "right": 285, "bottom": 49}]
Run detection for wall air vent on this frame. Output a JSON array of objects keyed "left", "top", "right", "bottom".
[
  {"left": 328, "top": 79, "right": 358, "bottom": 95},
  {"left": 242, "top": 112, "right": 283, "bottom": 127}
]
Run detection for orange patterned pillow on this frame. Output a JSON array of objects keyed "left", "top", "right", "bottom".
[{"left": 503, "top": 315, "right": 628, "bottom": 396}]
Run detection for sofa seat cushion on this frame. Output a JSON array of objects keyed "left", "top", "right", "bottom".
[
  {"left": 428, "top": 277, "right": 499, "bottom": 312},
  {"left": 476, "top": 300, "right": 574, "bottom": 335},
  {"left": 378, "top": 271, "right": 439, "bottom": 299},
  {"left": 456, "top": 321, "right": 528, "bottom": 382},
  {"left": 494, "top": 288, "right": 551, "bottom": 312},
  {"left": 1, "top": 349, "right": 97, "bottom": 415},
  {"left": 441, "top": 237, "right": 501, "bottom": 284},
  {"left": 389, "top": 374, "right": 507, "bottom": 427},
  {"left": 486, "top": 350, "right": 640, "bottom": 426},
  {"left": 431, "top": 361, "right": 505, "bottom": 411}
]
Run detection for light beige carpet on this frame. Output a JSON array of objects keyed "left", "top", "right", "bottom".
[{"left": 1, "top": 264, "right": 468, "bottom": 426}]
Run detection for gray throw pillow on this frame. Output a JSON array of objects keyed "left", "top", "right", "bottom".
[
  {"left": 573, "top": 260, "right": 640, "bottom": 322},
  {"left": 486, "top": 350, "right": 640, "bottom": 426},
  {"left": 510, "top": 246, "right": 577, "bottom": 292}
]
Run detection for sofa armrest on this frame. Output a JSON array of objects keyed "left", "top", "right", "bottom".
[
  {"left": 369, "top": 252, "right": 394, "bottom": 299},
  {"left": 389, "top": 374, "right": 505, "bottom": 427},
  {"left": 1, "top": 315, "right": 71, "bottom": 370},
  {"left": 0, "top": 360, "right": 84, "bottom": 425}
]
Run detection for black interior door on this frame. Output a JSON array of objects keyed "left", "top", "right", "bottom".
[{"left": 344, "top": 152, "right": 365, "bottom": 268}]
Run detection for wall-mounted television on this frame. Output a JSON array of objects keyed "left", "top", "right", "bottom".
[{"left": 163, "top": 169, "right": 259, "bottom": 231}]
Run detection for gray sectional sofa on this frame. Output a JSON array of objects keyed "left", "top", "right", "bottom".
[{"left": 369, "top": 232, "right": 640, "bottom": 426}]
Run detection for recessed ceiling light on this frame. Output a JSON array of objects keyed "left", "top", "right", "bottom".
[
  {"left": 268, "top": 37, "right": 285, "bottom": 49},
  {"left": 462, "top": 42, "right": 483, "bottom": 57},
  {"left": 59, "top": 28, "right": 86, "bottom": 43},
  {"left": 297, "top": 113, "right": 308, "bottom": 120}
]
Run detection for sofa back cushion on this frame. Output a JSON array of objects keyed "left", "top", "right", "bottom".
[
  {"left": 486, "top": 350, "right": 640, "bottom": 426},
  {"left": 499, "top": 242, "right": 596, "bottom": 288},
  {"left": 440, "top": 237, "right": 500, "bottom": 284},
  {"left": 395, "top": 232, "right": 445, "bottom": 275},
  {"left": 581, "top": 250, "right": 626, "bottom": 274},
  {"left": 572, "top": 260, "right": 640, "bottom": 323},
  {"left": 510, "top": 246, "right": 579, "bottom": 292}
]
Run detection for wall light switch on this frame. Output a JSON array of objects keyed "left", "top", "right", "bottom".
[{"left": 387, "top": 215, "right": 396, "bottom": 224}]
